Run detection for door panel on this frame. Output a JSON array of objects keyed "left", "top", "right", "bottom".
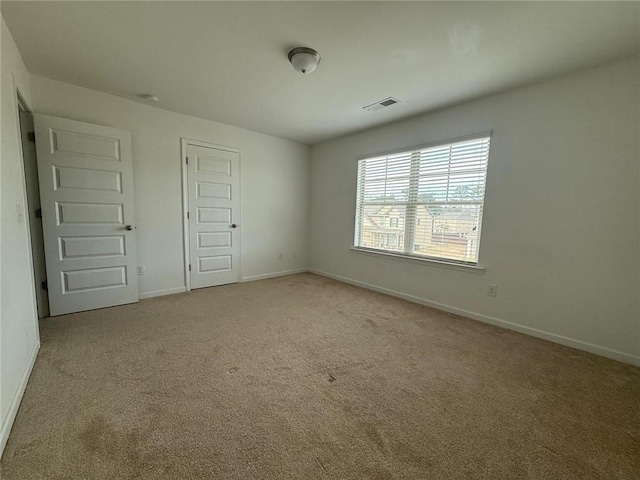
[
  {"left": 186, "top": 142, "right": 240, "bottom": 289},
  {"left": 54, "top": 166, "right": 123, "bottom": 192},
  {"left": 62, "top": 266, "right": 126, "bottom": 293},
  {"left": 59, "top": 235, "right": 125, "bottom": 259},
  {"left": 35, "top": 114, "right": 138, "bottom": 316},
  {"left": 51, "top": 129, "right": 121, "bottom": 161}
]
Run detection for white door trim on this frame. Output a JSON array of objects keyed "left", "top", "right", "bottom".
[
  {"left": 2, "top": 77, "right": 41, "bottom": 458},
  {"left": 12, "top": 74, "right": 40, "bottom": 337},
  {"left": 180, "top": 138, "right": 242, "bottom": 292}
]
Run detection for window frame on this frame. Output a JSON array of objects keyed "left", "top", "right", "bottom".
[{"left": 352, "top": 131, "right": 492, "bottom": 270}]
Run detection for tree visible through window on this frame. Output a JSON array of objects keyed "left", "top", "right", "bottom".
[{"left": 354, "top": 135, "right": 491, "bottom": 264}]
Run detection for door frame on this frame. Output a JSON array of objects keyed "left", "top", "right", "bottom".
[
  {"left": 13, "top": 73, "right": 42, "bottom": 336},
  {"left": 180, "top": 138, "right": 242, "bottom": 292},
  {"left": 17, "top": 99, "right": 49, "bottom": 318}
]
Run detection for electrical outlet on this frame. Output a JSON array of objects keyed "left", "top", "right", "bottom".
[
  {"left": 487, "top": 284, "right": 498, "bottom": 297},
  {"left": 278, "top": 252, "right": 283, "bottom": 260},
  {"left": 137, "top": 265, "right": 146, "bottom": 275}
]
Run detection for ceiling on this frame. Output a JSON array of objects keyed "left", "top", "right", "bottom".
[{"left": 3, "top": 1, "right": 639, "bottom": 145}]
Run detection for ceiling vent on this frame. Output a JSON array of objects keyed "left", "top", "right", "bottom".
[{"left": 363, "top": 97, "right": 401, "bottom": 112}]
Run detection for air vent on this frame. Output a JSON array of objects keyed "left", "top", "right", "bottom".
[{"left": 363, "top": 97, "right": 401, "bottom": 112}]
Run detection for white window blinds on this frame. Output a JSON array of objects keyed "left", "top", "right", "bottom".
[{"left": 354, "top": 135, "right": 491, "bottom": 265}]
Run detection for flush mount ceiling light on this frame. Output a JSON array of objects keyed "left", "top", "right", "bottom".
[
  {"left": 288, "top": 47, "right": 321, "bottom": 74},
  {"left": 137, "top": 93, "right": 159, "bottom": 103}
]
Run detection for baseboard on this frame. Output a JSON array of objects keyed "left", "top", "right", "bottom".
[
  {"left": 1, "top": 340, "right": 40, "bottom": 457},
  {"left": 139, "top": 270, "right": 310, "bottom": 298},
  {"left": 138, "top": 286, "right": 187, "bottom": 300},
  {"left": 310, "top": 269, "right": 640, "bottom": 367},
  {"left": 241, "top": 268, "right": 309, "bottom": 283}
]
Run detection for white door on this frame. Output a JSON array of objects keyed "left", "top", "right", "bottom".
[
  {"left": 34, "top": 114, "right": 138, "bottom": 316},
  {"left": 185, "top": 141, "right": 240, "bottom": 289}
]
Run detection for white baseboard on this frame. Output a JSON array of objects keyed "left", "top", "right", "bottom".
[
  {"left": 1, "top": 340, "right": 40, "bottom": 457},
  {"left": 138, "top": 286, "right": 186, "bottom": 300},
  {"left": 139, "top": 269, "right": 310, "bottom": 298},
  {"left": 241, "top": 268, "right": 309, "bottom": 283},
  {"left": 310, "top": 269, "right": 640, "bottom": 367}
]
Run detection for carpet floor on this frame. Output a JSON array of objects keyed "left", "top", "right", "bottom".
[{"left": 1, "top": 273, "right": 639, "bottom": 479}]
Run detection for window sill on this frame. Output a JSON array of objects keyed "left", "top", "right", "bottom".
[{"left": 350, "top": 247, "right": 486, "bottom": 273}]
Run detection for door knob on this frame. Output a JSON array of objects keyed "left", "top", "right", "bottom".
[
  {"left": 125, "top": 225, "right": 134, "bottom": 231},
  {"left": 231, "top": 224, "right": 238, "bottom": 228}
]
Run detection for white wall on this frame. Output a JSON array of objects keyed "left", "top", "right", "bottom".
[
  {"left": 0, "top": 17, "right": 40, "bottom": 453},
  {"left": 31, "top": 76, "right": 311, "bottom": 297},
  {"left": 310, "top": 56, "right": 640, "bottom": 364}
]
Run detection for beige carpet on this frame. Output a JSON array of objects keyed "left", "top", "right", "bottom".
[{"left": 1, "top": 273, "right": 639, "bottom": 479}]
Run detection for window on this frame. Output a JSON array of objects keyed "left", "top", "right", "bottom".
[{"left": 354, "top": 135, "right": 490, "bottom": 265}]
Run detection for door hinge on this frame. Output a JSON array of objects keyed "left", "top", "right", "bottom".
[
  {"left": 185, "top": 157, "right": 189, "bottom": 165},
  {"left": 35, "top": 208, "right": 42, "bottom": 219},
  {"left": 27, "top": 131, "right": 36, "bottom": 143},
  {"left": 41, "top": 280, "right": 48, "bottom": 291},
  {"left": 189, "top": 264, "right": 192, "bottom": 272},
  {"left": 187, "top": 211, "right": 190, "bottom": 219}
]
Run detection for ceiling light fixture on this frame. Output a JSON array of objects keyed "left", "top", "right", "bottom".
[
  {"left": 288, "top": 47, "right": 321, "bottom": 74},
  {"left": 138, "top": 93, "right": 159, "bottom": 103}
]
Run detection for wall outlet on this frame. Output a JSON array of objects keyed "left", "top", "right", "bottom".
[
  {"left": 487, "top": 284, "right": 498, "bottom": 297},
  {"left": 137, "top": 265, "right": 146, "bottom": 275},
  {"left": 278, "top": 252, "right": 283, "bottom": 260}
]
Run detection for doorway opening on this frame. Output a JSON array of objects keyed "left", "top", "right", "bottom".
[{"left": 17, "top": 95, "right": 49, "bottom": 318}]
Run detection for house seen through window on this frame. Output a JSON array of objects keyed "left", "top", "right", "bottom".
[{"left": 354, "top": 135, "right": 491, "bottom": 264}]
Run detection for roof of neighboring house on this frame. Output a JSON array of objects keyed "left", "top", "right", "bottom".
[
  {"left": 419, "top": 205, "right": 477, "bottom": 222},
  {"left": 362, "top": 213, "right": 401, "bottom": 234},
  {"left": 372, "top": 204, "right": 477, "bottom": 221},
  {"left": 373, "top": 205, "right": 401, "bottom": 216},
  {"left": 365, "top": 204, "right": 478, "bottom": 233}
]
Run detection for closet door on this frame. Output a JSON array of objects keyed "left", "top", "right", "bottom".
[{"left": 185, "top": 141, "right": 240, "bottom": 289}]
